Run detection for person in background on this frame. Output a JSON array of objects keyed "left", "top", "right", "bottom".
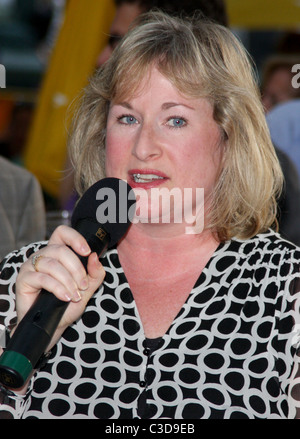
[
  {"left": 261, "top": 56, "right": 300, "bottom": 245},
  {"left": 96, "top": 0, "right": 228, "bottom": 67},
  {"left": 0, "top": 155, "right": 46, "bottom": 260},
  {"left": 0, "top": 102, "right": 34, "bottom": 164},
  {"left": 261, "top": 55, "right": 300, "bottom": 113},
  {"left": 266, "top": 99, "right": 300, "bottom": 178},
  {"left": 262, "top": 56, "right": 300, "bottom": 246},
  {"left": 0, "top": 11, "right": 300, "bottom": 419},
  {"left": 275, "top": 145, "right": 300, "bottom": 246}
]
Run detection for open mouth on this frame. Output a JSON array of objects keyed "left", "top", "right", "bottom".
[
  {"left": 128, "top": 169, "right": 168, "bottom": 188},
  {"left": 132, "top": 173, "right": 165, "bottom": 183}
]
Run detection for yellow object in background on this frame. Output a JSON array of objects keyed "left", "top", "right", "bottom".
[
  {"left": 227, "top": 0, "right": 300, "bottom": 29},
  {"left": 24, "top": 0, "right": 115, "bottom": 200}
]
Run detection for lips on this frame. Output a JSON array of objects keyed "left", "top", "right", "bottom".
[
  {"left": 132, "top": 173, "right": 164, "bottom": 183},
  {"left": 128, "top": 169, "right": 168, "bottom": 189}
]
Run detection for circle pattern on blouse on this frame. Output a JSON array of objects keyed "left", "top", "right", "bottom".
[{"left": 0, "top": 232, "right": 299, "bottom": 419}]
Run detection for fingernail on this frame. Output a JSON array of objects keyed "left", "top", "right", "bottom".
[
  {"left": 81, "top": 245, "right": 91, "bottom": 255},
  {"left": 80, "top": 278, "right": 89, "bottom": 290},
  {"left": 93, "top": 253, "right": 102, "bottom": 268},
  {"left": 73, "top": 290, "right": 82, "bottom": 303}
]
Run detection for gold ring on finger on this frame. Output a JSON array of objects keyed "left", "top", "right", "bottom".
[{"left": 32, "top": 254, "right": 43, "bottom": 272}]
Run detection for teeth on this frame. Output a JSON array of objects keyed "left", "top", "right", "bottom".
[{"left": 133, "top": 173, "right": 164, "bottom": 183}]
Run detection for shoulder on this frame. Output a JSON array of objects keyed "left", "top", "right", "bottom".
[
  {"left": 0, "top": 157, "right": 33, "bottom": 180},
  {"left": 213, "top": 229, "right": 300, "bottom": 279},
  {"left": 266, "top": 99, "right": 300, "bottom": 149},
  {"left": 0, "top": 157, "right": 44, "bottom": 200},
  {"left": 0, "top": 157, "right": 42, "bottom": 199},
  {"left": 267, "top": 99, "right": 300, "bottom": 122},
  {"left": 232, "top": 229, "right": 300, "bottom": 258}
]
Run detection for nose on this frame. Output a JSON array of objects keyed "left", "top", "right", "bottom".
[{"left": 132, "top": 124, "right": 162, "bottom": 162}]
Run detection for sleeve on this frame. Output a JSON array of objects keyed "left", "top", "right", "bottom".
[
  {"left": 0, "top": 241, "right": 47, "bottom": 419},
  {"left": 280, "top": 253, "right": 300, "bottom": 418},
  {"left": 15, "top": 174, "right": 46, "bottom": 249},
  {"left": 275, "top": 147, "right": 300, "bottom": 247}
]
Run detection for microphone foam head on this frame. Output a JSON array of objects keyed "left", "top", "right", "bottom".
[{"left": 71, "top": 178, "right": 136, "bottom": 247}]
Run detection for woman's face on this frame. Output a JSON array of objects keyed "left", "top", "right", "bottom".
[{"left": 105, "top": 66, "right": 224, "bottom": 229}]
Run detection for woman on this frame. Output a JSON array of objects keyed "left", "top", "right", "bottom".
[{"left": 0, "top": 11, "right": 300, "bottom": 419}]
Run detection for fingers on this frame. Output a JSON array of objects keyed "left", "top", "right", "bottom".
[
  {"left": 87, "top": 252, "right": 106, "bottom": 281},
  {"left": 48, "top": 225, "right": 106, "bottom": 293},
  {"left": 28, "top": 253, "right": 83, "bottom": 302},
  {"left": 14, "top": 225, "right": 106, "bottom": 343},
  {"left": 48, "top": 225, "right": 91, "bottom": 258},
  {"left": 17, "top": 268, "right": 80, "bottom": 303},
  {"left": 27, "top": 251, "right": 105, "bottom": 303},
  {"left": 18, "top": 226, "right": 105, "bottom": 304},
  {"left": 29, "top": 246, "right": 86, "bottom": 293},
  {"left": 79, "top": 252, "right": 106, "bottom": 307}
]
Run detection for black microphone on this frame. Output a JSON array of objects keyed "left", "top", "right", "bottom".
[{"left": 0, "top": 177, "right": 136, "bottom": 389}]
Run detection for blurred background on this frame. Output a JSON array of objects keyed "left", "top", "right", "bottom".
[{"left": 0, "top": 0, "right": 299, "bottom": 234}]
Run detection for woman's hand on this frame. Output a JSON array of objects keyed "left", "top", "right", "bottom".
[{"left": 15, "top": 225, "right": 106, "bottom": 349}]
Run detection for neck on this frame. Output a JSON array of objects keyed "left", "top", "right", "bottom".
[
  {"left": 117, "top": 222, "right": 221, "bottom": 340},
  {"left": 118, "top": 221, "right": 220, "bottom": 260}
]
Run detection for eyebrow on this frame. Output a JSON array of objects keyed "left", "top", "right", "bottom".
[
  {"left": 161, "top": 102, "right": 195, "bottom": 111},
  {"left": 115, "top": 102, "right": 195, "bottom": 111}
]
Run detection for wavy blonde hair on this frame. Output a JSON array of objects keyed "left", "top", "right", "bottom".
[{"left": 69, "top": 10, "right": 283, "bottom": 241}]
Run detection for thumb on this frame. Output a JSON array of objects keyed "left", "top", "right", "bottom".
[{"left": 80, "top": 252, "right": 106, "bottom": 305}]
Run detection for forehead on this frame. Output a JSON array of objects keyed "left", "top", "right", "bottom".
[
  {"left": 112, "top": 61, "right": 207, "bottom": 107},
  {"left": 112, "top": 65, "right": 177, "bottom": 103},
  {"left": 111, "top": 67, "right": 214, "bottom": 118}
]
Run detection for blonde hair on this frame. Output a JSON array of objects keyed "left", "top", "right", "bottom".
[{"left": 69, "top": 10, "right": 283, "bottom": 241}]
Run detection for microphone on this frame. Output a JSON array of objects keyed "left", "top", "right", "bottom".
[{"left": 0, "top": 178, "right": 136, "bottom": 389}]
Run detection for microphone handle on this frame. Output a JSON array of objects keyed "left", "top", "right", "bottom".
[{"left": 0, "top": 220, "right": 110, "bottom": 389}]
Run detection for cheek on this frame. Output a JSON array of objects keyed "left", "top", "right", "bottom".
[
  {"left": 181, "top": 138, "right": 223, "bottom": 189},
  {"left": 105, "top": 145, "right": 119, "bottom": 177},
  {"left": 105, "top": 134, "right": 129, "bottom": 177}
]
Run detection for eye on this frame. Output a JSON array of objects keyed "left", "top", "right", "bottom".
[
  {"left": 167, "top": 117, "right": 187, "bottom": 128},
  {"left": 117, "top": 115, "right": 138, "bottom": 125}
]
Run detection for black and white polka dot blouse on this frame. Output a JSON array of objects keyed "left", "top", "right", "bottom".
[{"left": 1, "top": 230, "right": 300, "bottom": 419}]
